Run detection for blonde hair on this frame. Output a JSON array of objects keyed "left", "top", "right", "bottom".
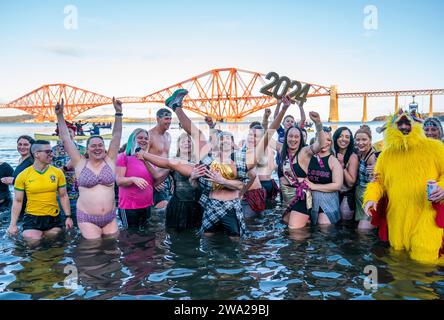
[{"left": 176, "top": 132, "right": 194, "bottom": 161}]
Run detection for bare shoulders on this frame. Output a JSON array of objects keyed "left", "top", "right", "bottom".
[
  {"left": 367, "top": 153, "right": 377, "bottom": 166},
  {"left": 349, "top": 153, "right": 359, "bottom": 165},
  {"left": 328, "top": 155, "right": 342, "bottom": 171}
]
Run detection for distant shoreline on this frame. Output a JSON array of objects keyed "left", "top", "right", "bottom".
[{"left": 1, "top": 113, "right": 443, "bottom": 124}]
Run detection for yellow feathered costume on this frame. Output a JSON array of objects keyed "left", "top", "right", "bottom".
[{"left": 364, "top": 112, "right": 444, "bottom": 264}]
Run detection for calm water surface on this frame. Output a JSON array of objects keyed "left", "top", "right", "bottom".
[{"left": 0, "top": 122, "right": 443, "bottom": 300}]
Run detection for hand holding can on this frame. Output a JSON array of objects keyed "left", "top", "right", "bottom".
[{"left": 427, "top": 180, "right": 438, "bottom": 201}]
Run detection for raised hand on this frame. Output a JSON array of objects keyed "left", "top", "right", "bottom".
[
  {"left": 309, "top": 111, "right": 321, "bottom": 124},
  {"left": 55, "top": 99, "right": 64, "bottom": 116},
  {"left": 204, "top": 116, "right": 215, "bottom": 129},
  {"left": 113, "top": 97, "right": 123, "bottom": 113},
  {"left": 264, "top": 109, "right": 271, "bottom": 118},
  {"left": 282, "top": 95, "right": 292, "bottom": 108}
]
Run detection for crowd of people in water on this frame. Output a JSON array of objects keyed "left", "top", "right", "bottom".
[{"left": 1, "top": 90, "right": 444, "bottom": 264}]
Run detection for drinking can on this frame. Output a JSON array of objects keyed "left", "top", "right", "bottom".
[{"left": 427, "top": 180, "right": 438, "bottom": 200}]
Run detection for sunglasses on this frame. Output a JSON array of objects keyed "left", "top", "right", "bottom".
[
  {"left": 37, "top": 150, "right": 53, "bottom": 155},
  {"left": 322, "top": 126, "right": 332, "bottom": 133}
]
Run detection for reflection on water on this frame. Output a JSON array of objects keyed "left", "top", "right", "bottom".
[
  {"left": 0, "top": 208, "right": 443, "bottom": 300},
  {"left": 1, "top": 123, "right": 444, "bottom": 300}
]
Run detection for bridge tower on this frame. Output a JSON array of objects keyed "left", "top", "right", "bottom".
[
  {"left": 362, "top": 95, "right": 368, "bottom": 123},
  {"left": 329, "top": 85, "right": 339, "bottom": 123}
]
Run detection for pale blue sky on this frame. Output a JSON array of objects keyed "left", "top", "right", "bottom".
[{"left": 0, "top": 0, "right": 443, "bottom": 120}]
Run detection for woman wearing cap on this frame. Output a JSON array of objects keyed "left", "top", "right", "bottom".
[{"left": 116, "top": 128, "right": 154, "bottom": 230}]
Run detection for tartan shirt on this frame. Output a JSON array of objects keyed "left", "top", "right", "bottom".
[{"left": 200, "top": 197, "right": 247, "bottom": 237}]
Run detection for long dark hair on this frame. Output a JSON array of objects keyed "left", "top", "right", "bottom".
[
  {"left": 333, "top": 127, "right": 354, "bottom": 166},
  {"left": 17, "top": 135, "right": 35, "bottom": 159},
  {"left": 279, "top": 126, "right": 306, "bottom": 172}
]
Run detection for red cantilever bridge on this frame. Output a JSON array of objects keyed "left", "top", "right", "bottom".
[{"left": 0, "top": 68, "right": 443, "bottom": 122}]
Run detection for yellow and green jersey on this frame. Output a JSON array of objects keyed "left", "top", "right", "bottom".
[{"left": 14, "top": 165, "right": 66, "bottom": 217}]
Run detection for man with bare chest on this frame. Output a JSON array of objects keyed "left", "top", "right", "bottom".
[{"left": 148, "top": 108, "right": 173, "bottom": 209}]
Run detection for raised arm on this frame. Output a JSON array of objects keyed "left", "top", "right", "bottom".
[
  {"left": 137, "top": 151, "right": 194, "bottom": 177},
  {"left": 301, "top": 112, "right": 325, "bottom": 158},
  {"left": 107, "top": 98, "right": 123, "bottom": 160},
  {"left": 273, "top": 100, "right": 282, "bottom": 120},
  {"left": 262, "top": 109, "right": 271, "bottom": 129},
  {"left": 248, "top": 96, "right": 292, "bottom": 170},
  {"left": 297, "top": 102, "right": 306, "bottom": 128},
  {"left": 55, "top": 99, "right": 82, "bottom": 166},
  {"left": 142, "top": 162, "right": 170, "bottom": 182}
]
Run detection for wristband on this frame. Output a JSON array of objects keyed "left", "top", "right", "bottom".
[{"left": 115, "top": 113, "right": 123, "bottom": 117}]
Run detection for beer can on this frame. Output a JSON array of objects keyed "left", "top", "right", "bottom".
[{"left": 427, "top": 180, "right": 437, "bottom": 200}]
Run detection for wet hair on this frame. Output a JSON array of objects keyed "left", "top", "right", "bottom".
[
  {"left": 283, "top": 115, "right": 295, "bottom": 122},
  {"left": 250, "top": 124, "right": 264, "bottom": 131},
  {"left": 125, "top": 128, "right": 149, "bottom": 156},
  {"left": 333, "top": 127, "right": 355, "bottom": 166},
  {"left": 214, "top": 130, "right": 235, "bottom": 157},
  {"left": 30, "top": 140, "right": 50, "bottom": 155},
  {"left": 279, "top": 126, "right": 306, "bottom": 174},
  {"left": 249, "top": 121, "right": 262, "bottom": 129},
  {"left": 156, "top": 108, "right": 172, "bottom": 118},
  {"left": 423, "top": 117, "right": 443, "bottom": 139},
  {"left": 86, "top": 135, "right": 105, "bottom": 148},
  {"left": 17, "top": 135, "right": 35, "bottom": 145},
  {"left": 355, "top": 126, "right": 372, "bottom": 140},
  {"left": 300, "top": 128, "right": 307, "bottom": 144},
  {"left": 176, "top": 132, "right": 194, "bottom": 160}
]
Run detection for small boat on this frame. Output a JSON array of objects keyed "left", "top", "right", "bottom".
[{"left": 34, "top": 133, "right": 113, "bottom": 141}]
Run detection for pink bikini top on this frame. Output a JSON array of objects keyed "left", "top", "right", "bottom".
[{"left": 77, "top": 160, "right": 115, "bottom": 188}]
